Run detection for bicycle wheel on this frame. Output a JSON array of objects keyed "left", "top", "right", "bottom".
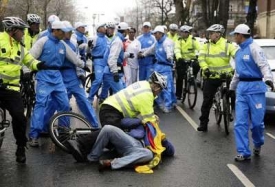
[
  {"left": 187, "top": 78, "right": 197, "bottom": 109},
  {"left": 223, "top": 94, "right": 230, "bottom": 135},
  {"left": 181, "top": 78, "right": 187, "bottom": 103},
  {"left": 48, "top": 111, "right": 93, "bottom": 153},
  {"left": 0, "top": 108, "right": 5, "bottom": 149}
]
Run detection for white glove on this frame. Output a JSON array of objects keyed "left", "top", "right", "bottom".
[{"left": 78, "top": 43, "right": 87, "bottom": 50}]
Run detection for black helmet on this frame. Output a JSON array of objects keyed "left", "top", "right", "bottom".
[
  {"left": 149, "top": 71, "right": 167, "bottom": 89},
  {"left": 2, "top": 17, "right": 29, "bottom": 30}
]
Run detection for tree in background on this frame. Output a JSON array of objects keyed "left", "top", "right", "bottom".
[
  {"left": 0, "top": 0, "right": 9, "bottom": 31},
  {"left": 199, "top": 0, "right": 230, "bottom": 32},
  {"left": 246, "top": 0, "right": 257, "bottom": 37},
  {"left": 1, "top": 0, "right": 78, "bottom": 29}
]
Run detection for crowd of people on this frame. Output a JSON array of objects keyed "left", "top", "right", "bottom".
[{"left": 0, "top": 12, "right": 274, "bottom": 173}]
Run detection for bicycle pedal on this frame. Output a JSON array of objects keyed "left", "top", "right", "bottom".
[{"left": 2, "top": 120, "right": 10, "bottom": 128}]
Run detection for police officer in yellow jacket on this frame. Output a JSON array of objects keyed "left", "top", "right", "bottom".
[
  {"left": 174, "top": 25, "right": 201, "bottom": 100},
  {"left": 24, "top": 14, "right": 41, "bottom": 50},
  {"left": 167, "top": 23, "right": 179, "bottom": 43},
  {"left": 100, "top": 71, "right": 167, "bottom": 128},
  {"left": 0, "top": 17, "right": 47, "bottom": 163},
  {"left": 197, "top": 24, "right": 236, "bottom": 132}
]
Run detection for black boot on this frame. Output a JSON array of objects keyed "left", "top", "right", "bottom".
[
  {"left": 197, "top": 125, "right": 208, "bottom": 132},
  {"left": 16, "top": 146, "right": 26, "bottom": 163}
]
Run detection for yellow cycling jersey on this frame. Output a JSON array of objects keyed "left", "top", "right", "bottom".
[
  {"left": 103, "top": 81, "right": 157, "bottom": 123},
  {"left": 24, "top": 29, "right": 40, "bottom": 50},
  {"left": 199, "top": 37, "right": 236, "bottom": 78},
  {"left": 174, "top": 35, "right": 200, "bottom": 60},
  {"left": 0, "top": 32, "right": 39, "bottom": 91}
]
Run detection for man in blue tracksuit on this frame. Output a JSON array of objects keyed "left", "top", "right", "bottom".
[
  {"left": 71, "top": 22, "right": 88, "bottom": 84},
  {"left": 99, "top": 22, "right": 131, "bottom": 100},
  {"left": 137, "top": 22, "right": 156, "bottom": 80},
  {"left": 61, "top": 21, "right": 99, "bottom": 128},
  {"left": 142, "top": 25, "right": 176, "bottom": 113},
  {"left": 28, "top": 21, "right": 89, "bottom": 146},
  {"left": 37, "top": 15, "right": 60, "bottom": 39},
  {"left": 230, "top": 24, "right": 274, "bottom": 161},
  {"left": 87, "top": 23, "right": 108, "bottom": 103}
]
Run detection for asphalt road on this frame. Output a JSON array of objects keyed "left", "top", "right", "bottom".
[{"left": 1, "top": 88, "right": 275, "bottom": 187}]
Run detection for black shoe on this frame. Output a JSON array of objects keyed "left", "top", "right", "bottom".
[
  {"left": 16, "top": 146, "right": 26, "bottom": 163},
  {"left": 98, "top": 159, "right": 112, "bottom": 172},
  {"left": 176, "top": 96, "right": 182, "bottom": 100},
  {"left": 67, "top": 140, "right": 87, "bottom": 162},
  {"left": 197, "top": 126, "right": 208, "bottom": 132}
]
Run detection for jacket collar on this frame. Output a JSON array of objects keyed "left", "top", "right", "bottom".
[{"left": 239, "top": 37, "right": 253, "bottom": 49}]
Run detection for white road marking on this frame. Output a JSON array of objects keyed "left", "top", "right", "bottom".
[
  {"left": 227, "top": 164, "right": 255, "bottom": 187},
  {"left": 176, "top": 105, "right": 198, "bottom": 131},
  {"left": 266, "top": 132, "right": 275, "bottom": 140}
]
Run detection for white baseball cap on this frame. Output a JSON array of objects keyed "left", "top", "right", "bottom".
[
  {"left": 152, "top": 25, "right": 165, "bottom": 34},
  {"left": 117, "top": 22, "right": 128, "bottom": 30},
  {"left": 48, "top": 15, "right": 60, "bottom": 23},
  {"left": 51, "top": 20, "right": 70, "bottom": 32},
  {"left": 143, "top": 22, "right": 151, "bottom": 27},
  {"left": 74, "top": 22, "right": 87, "bottom": 29},
  {"left": 62, "top": 21, "right": 74, "bottom": 32},
  {"left": 230, "top": 24, "right": 251, "bottom": 35},
  {"left": 95, "top": 23, "right": 106, "bottom": 31}
]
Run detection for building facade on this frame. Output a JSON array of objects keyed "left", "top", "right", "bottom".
[{"left": 257, "top": 0, "right": 275, "bottom": 38}]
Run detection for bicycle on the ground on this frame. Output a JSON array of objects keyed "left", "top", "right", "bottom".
[
  {"left": 181, "top": 59, "right": 198, "bottom": 109},
  {"left": 48, "top": 111, "right": 97, "bottom": 153},
  {"left": 211, "top": 71, "right": 234, "bottom": 135},
  {"left": 20, "top": 71, "right": 36, "bottom": 121}
]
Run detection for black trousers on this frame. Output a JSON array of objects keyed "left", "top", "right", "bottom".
[
  {"left": 0, "top": 88, "right": 27, "bottom": 146},
  {"left": 199, "top": 79, "right": 222, "bottom": 126},
  {"left": 99, "top": 104, "right": 124, "bottom": 128},
  {"left": 175, "top": 60, "right": 200, "bottom": 98}
]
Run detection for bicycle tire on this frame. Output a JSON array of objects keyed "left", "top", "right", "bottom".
[
  {"left": 0, "top": 108, "right": 5, "bottom": 149},
  {"left": 181, "top": 78, "right": 187, "bottom": 103},
  {"left": 48, "top": 111, "right": 93, "bottom": 153},
  {"left": 214, "top": 100, "right": 222, "bottom": 125},
  {"left": 223, "top": 94, "right": 230, "bottom": 135},
  {"left": 187, "top": 78, "right": 197, "bottom": 109}
]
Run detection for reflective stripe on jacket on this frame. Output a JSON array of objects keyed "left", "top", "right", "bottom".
[
  {"left": 199, "top": 37, "right": 236, "bottom": 78},
  {"left": 0, "top": 32, "right": 39, "bottom": 91},
  {"left": 174, "top": 35, "right": 200, "bottom": 60},
  {"left": 103, "top": 81, "right": 156, "bottom": 123}
]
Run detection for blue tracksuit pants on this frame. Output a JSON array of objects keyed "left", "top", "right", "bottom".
[
  {"left": 234, "top": 93, "right": 265, "bottom": 157},
  {"left": 29, "top": 80, "right": 70, "bottom": 139},
  {"left": 88, "top": 64, "right": 105, "bottom": 102}
]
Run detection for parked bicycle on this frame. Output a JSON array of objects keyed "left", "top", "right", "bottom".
[
  {"left": 20, "top": 71, "right": 36, "bottom": 121},
  {"left": 181, "top": 59, "right": 198, "bottom": 109},
  {"left": 211, "top": 71, "right": 234, "bottom": 135}
]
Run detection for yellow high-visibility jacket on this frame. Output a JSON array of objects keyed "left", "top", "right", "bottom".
[
  {"left": 0, "top": 32, "right": 39, "bottom": 91},
  {"left": 167, "top": 32, "right": 179, "bottom": 43},
  {"left": 103, "top": 81, "right": 157, "bottom": 123},
  {"left": 199, "top": 37, "right": 236, "bottom": 78},
  {"left": 24, "top": 29, "right": 40, "bottom": 51},
  {"left": 174, "top": 35, "right": 200, "bottom": 60}
]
